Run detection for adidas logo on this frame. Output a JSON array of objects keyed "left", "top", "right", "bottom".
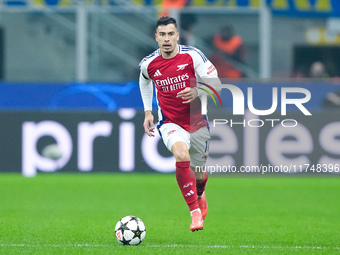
[
  {"left": 185, "top": 190, "right": 195, "bottom": 197},
  {"left": 154, "top": 70, "right": 162, "bottom": 77}
]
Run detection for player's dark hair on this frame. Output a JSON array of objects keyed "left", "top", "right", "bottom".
[{"left": 155, "top": 16, "right": 177, "bottom": 32}]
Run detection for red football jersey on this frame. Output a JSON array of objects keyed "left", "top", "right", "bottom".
[{"left": 139, "top": 45, "right": 218, "bottom": 132}]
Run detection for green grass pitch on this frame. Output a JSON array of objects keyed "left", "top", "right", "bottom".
[{"left": 0, "top": 173, "right": 339, "bottom": 254}]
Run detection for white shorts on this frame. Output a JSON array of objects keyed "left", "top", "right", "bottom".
[{"left": 158, "top": 123, "right": 211, "bottom": 167}]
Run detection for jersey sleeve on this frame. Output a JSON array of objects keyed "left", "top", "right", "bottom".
[
  {"left": 139, "top": 62, "right": 153, "bottom": 112},
  {"left": 190, "top": 47, "right": 222, "bottom": 96},
  {"left": 194, "top": 54, "right": 218, "bottom": 79}
]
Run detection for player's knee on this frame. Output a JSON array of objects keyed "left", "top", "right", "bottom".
[
  {"left": 173, "top": 150, "right": 189, "bottom": 162},
  {"left": 171, "top": 142, "right": 189, "bottom": 161}
]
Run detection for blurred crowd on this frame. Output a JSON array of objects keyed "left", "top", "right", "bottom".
[
  {"left": 158, "top": 0, "right": 248, "bottom": 79},
  {"left": 152, "top": 0, "right": 340, "bottom": 81}
]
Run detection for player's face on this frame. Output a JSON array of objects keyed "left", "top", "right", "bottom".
[{"left": 155, "top": 24, "right": 179, "bottom": 58}]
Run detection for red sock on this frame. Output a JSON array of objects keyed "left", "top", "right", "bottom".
[
  {"left": 196, "top": 171, "right": 209, "bottom": 197},
  {"left": 175, "top": 161, "right": 199, "bottom": 211}
]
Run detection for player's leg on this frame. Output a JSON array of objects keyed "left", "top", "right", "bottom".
[
  {"left": 158, "top": 123, "right": 203, "bottom": 231},
  {"left": 194, "top": 167, "right": 209, "bottom": 195},
  {"left": 171, "top": 141, "right": 200, "bottom": 213},
  {"left": 193, "top": 167, "right": 208, "bottom": 220},
  {"left": 190, "top": 126, "right": 211, "bottom": 220},
  {"left": 172, "top": 142, "right": 203, "bottom": 231}
]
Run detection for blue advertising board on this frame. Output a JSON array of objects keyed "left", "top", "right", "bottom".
[
  {"left": 0, "top": 81, "right": 339, "bottom": 112},
  {"left": 0, "top": 82, "right": 145, "bottom": 112}
]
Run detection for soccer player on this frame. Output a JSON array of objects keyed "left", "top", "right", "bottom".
[{"left": 139, "top": 16, "right": 220, "bottom": 232}]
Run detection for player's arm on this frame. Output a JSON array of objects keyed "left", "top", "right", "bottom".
[
  {"left": 196, "top": 63, "right": 222, "bottom": 95},
  {"left": 139, "top": 71, "right": 155, "bottom": 137},
  {"left": 190, "top": 47, "right": 222, "bottom": 95},
  {"left": 178, "top": 48, "right": 222, "bottom": 104},
  {"left": 143, "top": 110, "right": 155, "bottom": 137}
]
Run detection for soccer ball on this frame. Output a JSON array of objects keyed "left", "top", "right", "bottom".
[{"left": 115, "top": 216, "right": 146, "bottom": 245}]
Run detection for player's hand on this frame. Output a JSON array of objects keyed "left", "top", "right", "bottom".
[
  {"left": 143, "top": 111, "right": 155, "bottom": 137},
  {"left": 176, "top": 87, "right": 198, "bottom": 104}
]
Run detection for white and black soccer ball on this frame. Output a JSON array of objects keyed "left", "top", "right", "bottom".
[{"left": 115, "top": 216, "right": 146, "bottom": 245}]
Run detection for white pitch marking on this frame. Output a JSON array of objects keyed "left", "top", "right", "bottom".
[{"left": 0, "top": 244, "right": 339, "bottom": 250}]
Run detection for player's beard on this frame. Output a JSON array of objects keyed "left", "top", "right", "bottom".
[
  {"left": 163, "top": 49, "right": 174, "bottom": 55},
  {"left": 162, "top": 44, "right": 174, "bottom": 56}
]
